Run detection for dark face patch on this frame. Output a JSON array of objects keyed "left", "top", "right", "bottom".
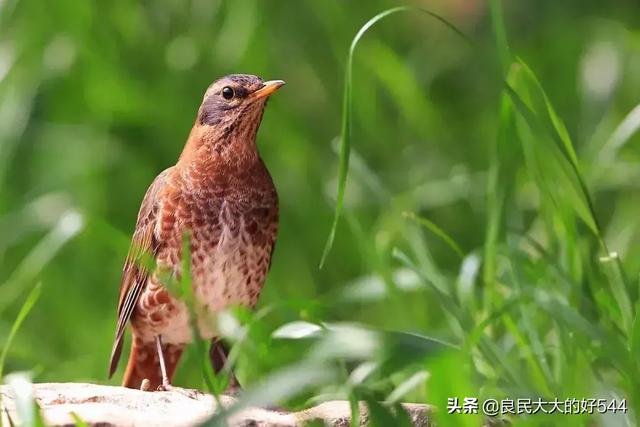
[{"left": 198, "top": 74, "right": 265, "bottom": 126}]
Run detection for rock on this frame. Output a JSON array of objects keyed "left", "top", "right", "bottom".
[{"left": 0, "top": 382, "right": 432, "bottom": 426}]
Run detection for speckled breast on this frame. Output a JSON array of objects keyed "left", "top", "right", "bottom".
[{"left": 132, "top": 172, "right": 278, "bottom": 345}]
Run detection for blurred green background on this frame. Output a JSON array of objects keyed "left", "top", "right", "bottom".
[{"left": 2, "top": 0, "right": 640, "bottom": 425}]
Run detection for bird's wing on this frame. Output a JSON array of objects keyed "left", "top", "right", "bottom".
[{"left": 108, "top": 167, "right": 173, "bottom": 378}]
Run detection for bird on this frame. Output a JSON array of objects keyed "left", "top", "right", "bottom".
[{"left": 108, "top": 74, "right": 284, "bottom": 391}]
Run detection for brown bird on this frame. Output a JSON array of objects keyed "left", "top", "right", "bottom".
[{"left": 108, "top": 74, "right": 283, "bottom": 391}]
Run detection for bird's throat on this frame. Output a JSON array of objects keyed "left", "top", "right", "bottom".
[{"left": 178, "top": 122, "right": 260, "bottom": 176}]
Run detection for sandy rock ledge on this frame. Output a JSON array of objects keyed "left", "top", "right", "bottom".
[{"left": 0, "top": 382, "right": 432, "bottom": 426}]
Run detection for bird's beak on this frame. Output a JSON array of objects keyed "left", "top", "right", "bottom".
[{"left": 251, "top": 80, "right": 286, "bottom": 100}]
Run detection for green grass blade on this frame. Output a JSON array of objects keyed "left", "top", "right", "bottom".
[
  {"left": 504, "top": 81, "right": 599, "bottom": 236},
  {"left": 363, "top": 397, "right": 404, "bottom": 427},
  {"left": 402, "top": 212, "right": 464, "bottom": 260},
  {"left": 505, "top": 258, "right": 555, "bottom": 393},
  {"left": 600, "top": 104, "right": 640, "bottom": 159},
  {"left": 392, "top": 248, "right": 467, "bottom": 330},
  {"left": 0, "top": 210, "right": 83, "bottom": 314},
  {"left": 385, "top": 370, "right": 429, "bottom": 404},
  {"left": 485, "top": 0, "right": 513, "bottom": 316},
  {"left": 2, "top": 373, "right": 45, "bottom": 427},
  {"left": 501, "top": 315, "right": 553, "bottom": 395},
  {"left": 505, "top": 60, "right": 615, "bottom": 256},
  {"left": 202, "top": 361, "right": 336, "bottom": 426},
  {"left": 319, "top": 6, "right": 469, "bottom": 268},
  {"left": 70, "top": 412, "right": 90, "bottom": 427},
  {"left": 0, "top": 285, "right": 42, "bottom": 427},
  {"left": 630, "top": 302, "right": 640, "bottom": 362},
  {"left": 515, "top": 59, "right": 581, "bottom": 170},
  {"left": 179, "top": 232, "right": 220, "bottom": 395},
  {"left": 599, "top": 253, "right": 634, "bottom": 333},
  {"left": 505, "top": 66, "right": 633, "bottom": 332},
  {"left": 0, "top": 283, "right": 42, "bottom": 382},
  {"left": 488, "top": 0, "right": 512, "bottom": 73},
  {"left": 349, "top": 391, "right": 360, "bottom": 427}
]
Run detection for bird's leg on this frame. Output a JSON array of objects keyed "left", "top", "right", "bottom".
[
  {"left": 210, "top": 338, "right": 240, "bottom": 395},
  {"left": 155, "top": 334, "right": 171, "bottom": 389},
  {"left": 154, "top": 335, "right": 202, "bottom": 399}
]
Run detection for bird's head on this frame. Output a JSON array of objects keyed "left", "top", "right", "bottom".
[
  {"left": 180, "top": 74, "right": 284, "bottom": 168},
  {"left": 198, "top": 74, "right": 285, "bottom": 131}
]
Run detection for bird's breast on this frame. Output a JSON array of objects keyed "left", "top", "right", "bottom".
[{"left": 134, "top": 177, "right": 278, "bottom": 344}]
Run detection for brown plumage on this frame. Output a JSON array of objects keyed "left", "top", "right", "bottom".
[{"left": 108, "top": 75, "right": 283, "bottom": 390}]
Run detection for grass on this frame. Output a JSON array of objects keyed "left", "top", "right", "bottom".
[
  {"left": 0, "top": 283, "right": 41, "bottom": 385},
  {"left": 211, "top": 3, "right": 638, "bottom": 425},
  {"left": 320, "top": 5, "right": 469, "bottom": 269},
  {"left": 0, "top": 285, "right": 42, "bottom": 427},
  {"left": 1, "top": 0, "right": 639, "bottom": 426}
]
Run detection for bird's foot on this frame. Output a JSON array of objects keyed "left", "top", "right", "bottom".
[{"left": 156, "top": 382, "right": 203, "bottom": 400}]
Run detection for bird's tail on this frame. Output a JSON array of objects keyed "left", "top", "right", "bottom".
[{"left": 122, "top": 335, "right": 184, "bottom": 390}]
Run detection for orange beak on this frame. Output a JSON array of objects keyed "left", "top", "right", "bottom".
[{"left": 251, "top": 80, "right": 286, "bottom": 100}]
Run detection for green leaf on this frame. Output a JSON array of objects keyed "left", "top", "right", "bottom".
[
  {"left": 0, "top": 283, "right": 42, "bottom": 382},
  {"left": 483, "top": 91, "right": 517, "bottom": 312},
  {"left": 349, "top": 392, "right": 360, "bottom": 427},
  {"left": 365, "top": 397, "right": 407, "bottom": 427},
  {"left": 0, "top": 210, "right": 83, "bottom": 314},
  {"left": 505, "top": 74, "right": 599, "bottom": 236},
  {"left": 272, "top": 321, "right": 323, "bottom": 339},
  {"left": 599, "top": 253, "right": 634, "bottom": 333},
  {"left": 600, "top": 104, "right": 640, "bottom": 159},
  {"left": 402, "top": 212, "right": 465, "bottom": 260},
  {"left": 201, "top": 361, "right": 337, "bottom": 426},
  {"left": 629, "top": 302, "right": 640, "bottom": 365},
  {"left": 504, "top": 61, "right": 633, "bottom": 332},
  {"left": 319, "top": 6, "right": 469, "bottom": 268},
  {"left": 386, "top": 370, "right": 429, "bottom": 404},
  {"left": 3, "top": 373, "right": 46, "bottom": 427},
  {"left": 392, "top": 248, "right": 468, "bottom": 333},
  {"left": 180, "top": 231, "right": 218, "bottom": 395},
  {"left": 70, "top": 412, "right": 90, "bottom": 427},
  {"left": 488, "top": 0, "right": 512, "bottom": 73}
]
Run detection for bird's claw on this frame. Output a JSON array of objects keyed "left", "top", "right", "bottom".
[{"left": 156, "top": 383, "right": 203, "bottom": 400}]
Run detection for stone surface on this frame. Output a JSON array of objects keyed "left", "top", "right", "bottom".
[{"left": 0, "top": 382, "right": 432, "bottom": 426}]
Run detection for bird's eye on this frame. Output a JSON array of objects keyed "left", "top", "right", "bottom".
[{"left": 222, "top": 86, "right": 235, "bottom": 100}]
